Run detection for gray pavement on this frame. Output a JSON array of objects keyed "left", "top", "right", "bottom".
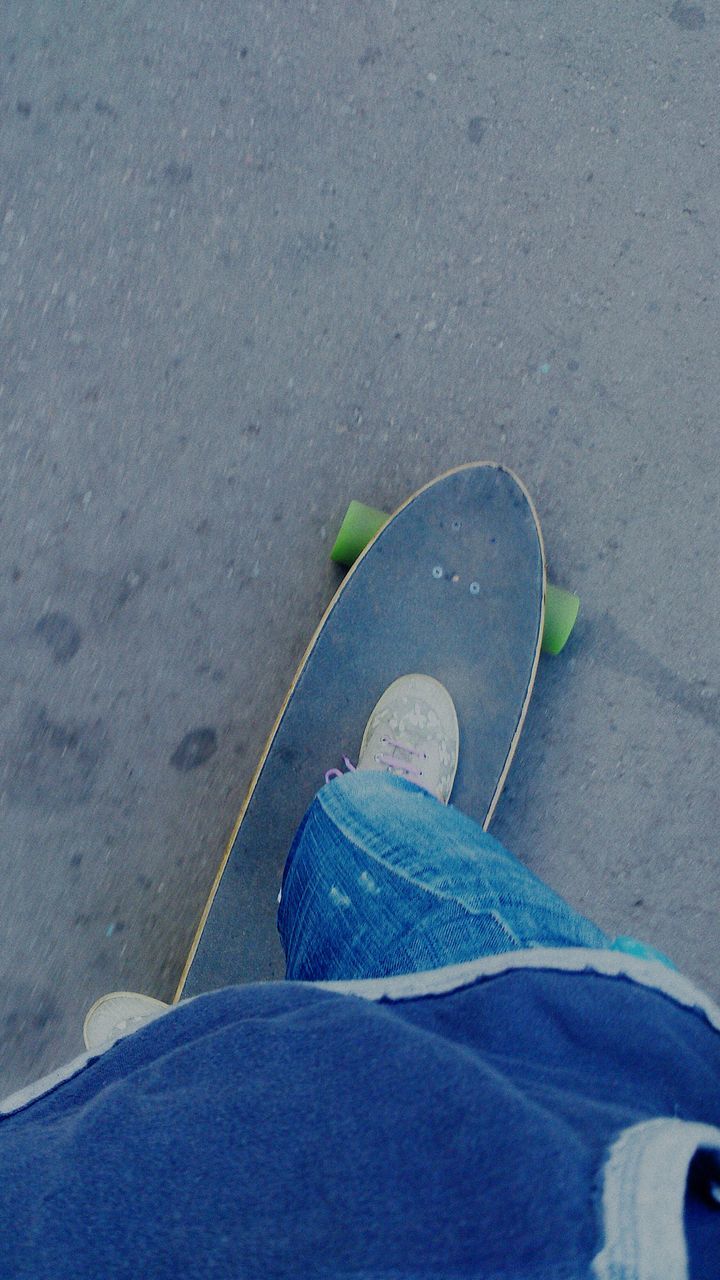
[{"left": 1, "top": 0, "right": 718, "bottom": 1095}]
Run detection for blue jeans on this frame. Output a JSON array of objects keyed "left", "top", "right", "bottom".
[{"left": 278, "top": 771, "right": 616, "bottom": 982}]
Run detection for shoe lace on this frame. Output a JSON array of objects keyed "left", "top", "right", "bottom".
[
  {"left": 376, "top": 736, "right": 425, "bottom": 784},
  {"left": 325, "top": 737, "right": 426, "bottom": 786},
  {"left": 324, "top": 756, "right": 357, "bottom": 785}
]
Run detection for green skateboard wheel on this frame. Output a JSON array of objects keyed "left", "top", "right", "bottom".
[
  {"left": 331, "top": 501, "right": 389, "bottom": 566},
  {"left": 543, "top": 583, "right": 580, "bottom": 655}
]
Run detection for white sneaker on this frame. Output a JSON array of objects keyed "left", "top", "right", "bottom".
[
  {"left": 83, "top": 991, "right": 169, "bottom": 1053},
  {"left": 356, "top": 674, "right": 459, "bottom": 803}
]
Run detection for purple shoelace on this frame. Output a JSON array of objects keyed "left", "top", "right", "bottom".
[{"left": 325, "top": 737, "right": 426, "bottom": 786}]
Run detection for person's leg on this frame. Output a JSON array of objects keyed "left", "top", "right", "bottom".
[{"left": 278, "top": 769, "right": 611, "bottom": 982}]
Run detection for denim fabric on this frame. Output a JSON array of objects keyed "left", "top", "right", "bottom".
[{"left": 278, "top": 770, "right": 610, "bottom": 981}]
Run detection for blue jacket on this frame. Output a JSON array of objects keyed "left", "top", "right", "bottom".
[{"left": 1, "top": 949, "right": 719, "bottom": 1278}]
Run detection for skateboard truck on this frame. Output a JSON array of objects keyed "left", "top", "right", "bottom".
[{"left": 331, "top": 499, "right": 580, "bottom": 656}]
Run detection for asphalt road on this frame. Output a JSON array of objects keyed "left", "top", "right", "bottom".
[{"left": 1, "top": 0, "right": 718, "bottom": 1095}]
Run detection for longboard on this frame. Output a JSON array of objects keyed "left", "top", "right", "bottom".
[{"left": 175, "top": 463, "right": 546, "bottom": 1000}]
